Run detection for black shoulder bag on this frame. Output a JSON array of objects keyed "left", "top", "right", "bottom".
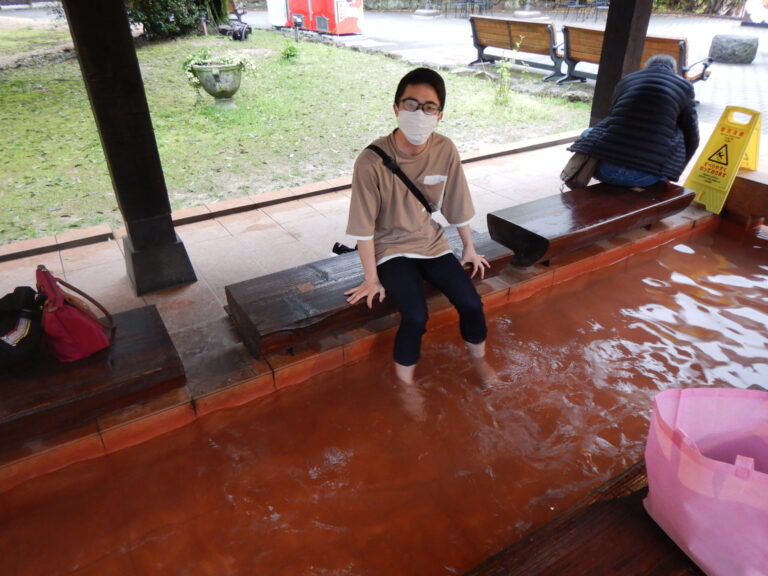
[
  {"left": 366, "top": 145, "right": 436, "bottom": 213},
  {"left": 331, "top": 145, "right": 437, "bottom": 255}
]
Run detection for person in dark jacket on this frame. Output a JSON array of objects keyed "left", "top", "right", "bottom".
[{"left": 569, "top": 54, "right": 700, "bottom": 187}]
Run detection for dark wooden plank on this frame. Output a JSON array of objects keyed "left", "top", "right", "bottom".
[
  {"left": 226, "top": 230, "right": 512, "bottom": 358},
  {"left": 61, "top": 0, "right": 197, "bottom": 294},
  {"left": 0, "top": 305, "right": 186, "bottom": 447},
  {"left": 487, "top": 181, "right": 695, "bottom": 267},
  {"left": 724, "top": 170, "right": 768, "bottom": 224},
  {"left": 463, "top": 461, "right": 705, "bottom": 576}
]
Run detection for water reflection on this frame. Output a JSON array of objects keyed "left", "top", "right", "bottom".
[{"left": 620, "top": 242, "right": 768, "bottom": 389}]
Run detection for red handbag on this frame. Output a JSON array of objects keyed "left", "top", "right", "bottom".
[{"left": 35, "top": 265, "right": 114, "bottom": 362}]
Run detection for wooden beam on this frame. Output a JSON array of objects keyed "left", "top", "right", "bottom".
[
  {"left": 60, "top": 0, "right": 196, "bottom": 294},
  {"left": 591, "top": 0, "right": 653, "bottom": 126}
]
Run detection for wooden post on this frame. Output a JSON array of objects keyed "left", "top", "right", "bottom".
[
  {"left": 60, "top": 0, "right": 196, "bottom": 295},
  {"left": 590, "top": 0, "right": 653, "bottom": 126}
]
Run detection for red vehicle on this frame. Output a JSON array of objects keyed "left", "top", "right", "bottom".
[{"left": 275, "top": 0, "right": 363, "bottom": 35}]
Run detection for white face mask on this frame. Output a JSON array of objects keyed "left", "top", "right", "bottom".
[{"left": 396, "top": 109, "right": 439, "bottom": 146}]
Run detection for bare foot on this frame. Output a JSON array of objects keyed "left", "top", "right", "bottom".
[
  {"left": 466, "top": 341, "right": 497, "bottom": 388},
  {"left": 398, "top": 379, "right": 427, "bottom": 422},
  {"left": 465, "top": 340, "right": 486, "bottom": 359},
  {"left": 395, "top": 362, "right": 416, "bottom": 384},
  {"left": 472, "top": 356, "right": 498, "bottom": 389}
]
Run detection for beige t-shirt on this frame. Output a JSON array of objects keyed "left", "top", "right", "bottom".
[{"left": 346, "top": 131, "right": 475, "bottom": 264}]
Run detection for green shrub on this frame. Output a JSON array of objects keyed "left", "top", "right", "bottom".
[
  {"left": 281, "top": 42, "right": 299, "bottom": 61},
  {"left": 494, "top": 35, "right": 527, "bottom": 105}
]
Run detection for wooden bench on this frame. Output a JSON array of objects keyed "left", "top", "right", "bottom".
[
  {"left": 469, "top": 16, "right": 564, "bottom": 80},
  {"left": 225, "top": 229, "right": 513, "bottom": 359},
  {"left": 0, "top": 305, "right": 186, "bottom": 449},
  {"left": 557, "top": 25, "right": 713, "bottom": 85},
  {"left": 487, "top": 181, "right": 696, "bottom": 267},
  {"left": 463, "top": 460, "right": 705, "bottom": 576}
]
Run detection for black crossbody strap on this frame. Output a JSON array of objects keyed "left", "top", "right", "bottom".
[{"left": 366, "top": 145, "right": 435, "bottom": 213}]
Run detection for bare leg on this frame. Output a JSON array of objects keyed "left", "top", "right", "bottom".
[
  {"left": 466, "top": 340, "right": 496, "bottom": 387},
  {"left": 395, "top": 362, "right": 416, "bottom": 384},
  {"left": 465, "top": 340, "right": 486, "bottom": 359},
  {"left": 397, "top": 376, "right": 426, "bottom": 422}
]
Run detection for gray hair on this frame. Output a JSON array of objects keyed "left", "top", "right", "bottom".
[{"left": 644, "top": 54, "right": 677, "bottom": 73}]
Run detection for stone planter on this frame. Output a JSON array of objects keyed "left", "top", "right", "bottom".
[{"left": 191, "top": 63, "right": 243, "bottom": 107}]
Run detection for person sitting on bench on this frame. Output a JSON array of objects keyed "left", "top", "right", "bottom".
[
  {"left": 568, "top": 54, "right": 700, "bottom": 187},
  {"left": 344, "top": 67, "right": 490, "bottom": 385}
]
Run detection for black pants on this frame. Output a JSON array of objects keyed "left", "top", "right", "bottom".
[{"left": 377, "top": 254, "right": 487, "bottom": 366}]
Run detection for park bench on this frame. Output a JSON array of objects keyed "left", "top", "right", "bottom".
[
  {"left": 1, "top": 305, "right": 186, "bottom": 447},
  {"left": 225, "top": 229, "right": 513, "bottom": 359},
  {"left": 469, "top": 16, "right": 564, "bottom": 80},
  {"left": 487, "top": 181, "right": 696, "bottom": 267},
  {"left": 557, "top": 25, "right": 713, "bottom": 85}
]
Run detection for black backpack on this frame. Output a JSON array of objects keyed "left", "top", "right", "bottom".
[{"left": 0, "top": 286, "right": 44, "bottom": 369}]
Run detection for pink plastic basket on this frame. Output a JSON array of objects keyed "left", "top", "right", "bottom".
[{"left": 644, "top": 387, "right": 768, "bottom": 576}]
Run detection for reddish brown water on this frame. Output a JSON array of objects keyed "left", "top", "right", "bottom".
[{"left": 1, "top": 231, "right": 766, "bottom": 576}]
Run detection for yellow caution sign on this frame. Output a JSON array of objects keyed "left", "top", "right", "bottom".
[{"left": 684, "top": 106, "right": 761, "bottom": 214}]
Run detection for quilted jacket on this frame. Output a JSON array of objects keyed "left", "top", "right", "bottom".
[{"left": 569, "top": 60, "right": 700, "bottom": 181}]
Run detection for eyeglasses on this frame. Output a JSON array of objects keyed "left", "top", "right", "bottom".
[{"left": 398, "top": 98, "right": 441, "bottom": 116}]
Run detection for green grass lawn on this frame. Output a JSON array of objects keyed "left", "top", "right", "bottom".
[
  {"left": 0, "top": 25, "right": 71, "bottom": 54},
  {"left": 0, "top": 29, "right": 590, "bottom": 244}
]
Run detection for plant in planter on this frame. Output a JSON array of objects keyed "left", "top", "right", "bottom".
[{"left": 182, "top": 47, "right": 255, "bottom": 107}]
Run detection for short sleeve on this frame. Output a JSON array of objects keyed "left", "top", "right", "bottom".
[
  {"left": 440, "top": 142, "right": 474, "bottom": 226},
  {"left": 346, "top": 150, "right": 381, "bottom": 239}
]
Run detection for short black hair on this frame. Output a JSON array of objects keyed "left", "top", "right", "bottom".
[{"left": 394, "top": 67, "right": 446, "bottom": 110}]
